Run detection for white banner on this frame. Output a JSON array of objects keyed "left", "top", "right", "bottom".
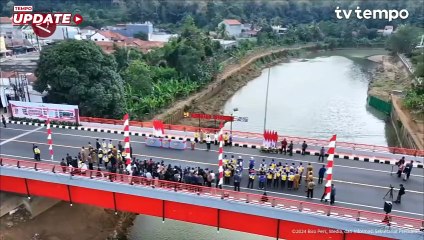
[{"left": 9, "top": 101, "right": 80, "bottom": 123}]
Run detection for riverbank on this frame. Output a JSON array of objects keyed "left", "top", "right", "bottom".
[
  {"left": 0, "top": 202, "right": 135, "bottom": 240},
  {"left": 155, "top": 44, "right": 316, "bottom": 127},
  {"left": 367, "top": 54, "right": 423, "bottom": 149},
  {"left": 367, "top": 54, "right": 410, "bottom": 101}
]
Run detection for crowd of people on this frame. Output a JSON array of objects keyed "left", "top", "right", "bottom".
[
  {"left": 50, "top": 139, "right": 336, "bottom": 204},
  {"left": 30, "top": 137, "right": 415, "bottom": 206}
]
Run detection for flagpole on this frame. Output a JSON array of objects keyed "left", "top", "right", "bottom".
[{"left": 263, "top": 68, "right": 271, "bottom": 132}]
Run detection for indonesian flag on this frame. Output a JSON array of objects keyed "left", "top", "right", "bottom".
[{"left": 152, "top": 120, "right": 164, "bottom": 137}]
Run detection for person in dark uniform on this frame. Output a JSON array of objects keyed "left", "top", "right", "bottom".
[
  {"left": 1, "top": 115, "right": 6, "bottom": 128},
  {"left": 394, "top": 184, "right": 405, "bottom": 204}
]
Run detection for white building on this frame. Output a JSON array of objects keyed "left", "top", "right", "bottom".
[
  {"left": 382, "top": 26, "right": 394, "bottom": 36},
  {"left": 149, "top": 33, "right": 178, "bottom": 42},
  {"left": 272, "top": 25, "right": 288, "bottom": 35},
  {"left": 89, "top": 30, "right": 127, "bottom": 42},
  {"left": 0, "top": 71, "right": 44, "bottom": 111},
  {"left": 213, "top": 39, "right": 238, "bottom": 50},
  {"left": 218, "top": 19, "right": 242, "bottom": 37}
]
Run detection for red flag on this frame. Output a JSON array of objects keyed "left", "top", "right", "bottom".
[{"left": 265, "top": 130, "right": 269, "bottom": 142}]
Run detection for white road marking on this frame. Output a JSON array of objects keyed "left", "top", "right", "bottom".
[
  {"left": 3, "top": 127, "right": 424, "bottom": 178},
  {"left": 1, "top": 138, "right": 424, "bottom": 195},
  {"left": 236, "top": 187, "right": 424, "bottom": 217},
  {"left": 0, "top": 127, "right": 43, "bottom": 146},
  {"left": 1, "top": 153, "right": 423, "bottom": 218}
]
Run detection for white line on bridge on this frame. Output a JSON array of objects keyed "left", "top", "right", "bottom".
[
  {"left": 3, "top": 127, "right": 423, "bottom": 178},
  {"left": 0, "top": 126, "right": 43, "bottom": 146},
  {"left": 0, "top": 152, "right": 422, "bottom": 218},
  {"left": 235, "top": 187, "right": 424, "bottom": 217},
  {"left": 1, "top": 147, "right": 423, "bottom": 195}
]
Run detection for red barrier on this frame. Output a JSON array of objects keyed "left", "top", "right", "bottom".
[
  {"left": 78, "top": 117, "right": 424, "bottom": 157},
  {"left": 1, "top": 157, "right": 423, "bottom": 231}
]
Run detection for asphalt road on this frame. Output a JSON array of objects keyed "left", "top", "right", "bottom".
[{"left": 1, "top": 124, "right": 423, "bottom": 219}]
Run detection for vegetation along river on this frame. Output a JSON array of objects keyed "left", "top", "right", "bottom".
[{"left": 128, "top": 49, "right": 397, "bottom": 239}]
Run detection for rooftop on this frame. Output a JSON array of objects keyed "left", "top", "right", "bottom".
[
  {"left": 97, "top": 30, "right": 127, "bottom": 41},
  {"left": 95, "top": 39, "right": 164, "bottom": 54},
  {"left": 0, "top": 71, "right": 16, "bottom": 79},
  {"left": 223, "top": 19, "right": 242, "bottom": 25},
  {"left": 0, "top": 16, "right": 12, "bottom": 24}
]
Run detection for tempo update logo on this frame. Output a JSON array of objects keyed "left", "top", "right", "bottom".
[{"left": 12, "top": 6, "right": 83, "bottom": 37}]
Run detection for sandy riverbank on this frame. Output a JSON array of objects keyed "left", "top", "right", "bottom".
[
  {"left": 367, "top": 54, "right": 410, "bottom": 101},
  {"left": 0, "top": 202, "right": 135, "bottom": 240}
]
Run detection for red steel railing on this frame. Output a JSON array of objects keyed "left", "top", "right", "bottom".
[
  {"left": 1, "top": 157, "right": 423, "bottom": 231},
  {"left": 79, "top": 116, "right": 424, "bottom": 157}
]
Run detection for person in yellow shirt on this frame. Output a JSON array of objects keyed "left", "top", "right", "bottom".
[
  {"left": 288, "top": 172, "right": 295, "bottom": 190},
  {"left": 281, "top": 171, "right": 287, "bottom": 189},
  {"left": 224, "top": 168, "right": 231, "bottom": 185},
  {"left": 273, "top": 167, "right": 281, "bottom": 188},
  {"left": 297, "top": 163, "right": 305, "bottom": 183},
  {"left": 266, "top": 170, "right": 273, "bottom": 188},
  {"left": 223, "top": 154, "right": 229, "bottom": 165},
  {"left": 223, "top": 133, "right": 229, "bottom": 146},
  {"left": 270, "top": 159, "right": 276, "bottom": 170},
  {"left": 285, "top": 163, "right": 290, "bottom": 173}
]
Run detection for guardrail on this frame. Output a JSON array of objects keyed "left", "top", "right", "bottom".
[
  {"left": 79, "top": 117, "right": 424, "bottom": 158},
  {"left": 1, "top": 157, "right": 423, "bottom": 231}
]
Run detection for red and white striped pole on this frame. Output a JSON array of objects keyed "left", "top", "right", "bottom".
[
  {"left": 324, "top": 135, "right": 337, "bottom": 200},
  {"left": 218, "top": 122, "right": 224, "bottom": 186},
  {"left": 46, "top": 119, "right": 54, "bottom": 161},
  {"left": 123, "top": 114, "right": 131, "bottom": 166}
]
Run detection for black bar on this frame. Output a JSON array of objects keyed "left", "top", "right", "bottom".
[
  {"left": 17, "top": 161, "right": 20, "bottom": 168},
  {"left": 162, "top": 200, "right": 165, "bottom": 222},
  {"left": 52, "top": 166, "right": 55, "bottom": 173},
  {"left": 0, "top": 158, "right": 3, "bottom": 166},
  {"left": 276, "top": 219, "right": 280, "bottom": 240},
  {"left": 217, "top": 209, "right": 220, "bottom": 232},
  {"left": 113, "top": 192, "right": 117, "bottom": 214},
  {"left": 34, "top": 163, "right": 38, "bottom": 171},
  {"left": 24, "top": 179, "right": 30, "bottom": 199},
  {"left": 67, "top": 185, "right": 73, "bottom": 206}
]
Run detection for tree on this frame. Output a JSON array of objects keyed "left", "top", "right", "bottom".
[
  {"left": 121, "top": 60, "right": 153, "bottom": 96},
  {"left": 34, "top": 40, "right": 125, "bottom": 118},
  {"left": 386, "top": 25, "right": 423, "bottom": 56}
]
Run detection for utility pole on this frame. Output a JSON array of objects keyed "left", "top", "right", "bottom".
[{"left": 263, "top": 68, "right": 271, "bottom": 132}]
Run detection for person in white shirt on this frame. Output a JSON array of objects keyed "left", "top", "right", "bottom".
[
  {"left": 214, "top": 132, "right": 218, "bottom": 145},
  {"left": 206, "top": 135, "right": 212, "bottom": 151}
]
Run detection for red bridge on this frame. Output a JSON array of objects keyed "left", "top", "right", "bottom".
[{"left": 1, "top": 158, "right": 423, "bottom": 240}]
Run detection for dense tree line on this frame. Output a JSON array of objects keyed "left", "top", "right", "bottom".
[
  {"left": 17, "top": 0, "right": 423, "bottom": 118},
  {"left": 2, "top": 0, "right": 423, "bottom": 29},
  {"left": 386, "top": 25, "right": 424, "bottom": 113}
]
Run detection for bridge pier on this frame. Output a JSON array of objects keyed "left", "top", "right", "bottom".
[{"left": 22, "top": 197, "right": 61, "bottom": 219}]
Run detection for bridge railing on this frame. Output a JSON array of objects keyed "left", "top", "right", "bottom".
[
  {"left": 1, "top": 157, "right": 423, "bottom": 231},
  {"left": 79, "top": 117, "right": 424, "bottom": 158}
]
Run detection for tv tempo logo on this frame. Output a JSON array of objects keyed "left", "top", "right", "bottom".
[
  {"left": 14, "top": 6, "right": 33, "bottom": 12},
  {"left": 13, "top": 6, "right": 83, "bottom": 38}
]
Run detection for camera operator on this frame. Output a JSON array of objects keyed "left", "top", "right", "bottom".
[{"left": 394, "top": 184, "right": 406, "bottom": 204}]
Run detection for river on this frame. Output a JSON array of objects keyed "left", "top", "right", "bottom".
[
  {"left": 223, "top": 49, "right": 397, "bottom": 146},
  {"left": 128, "top": 49, "right": 396, "bottom": 239}
]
